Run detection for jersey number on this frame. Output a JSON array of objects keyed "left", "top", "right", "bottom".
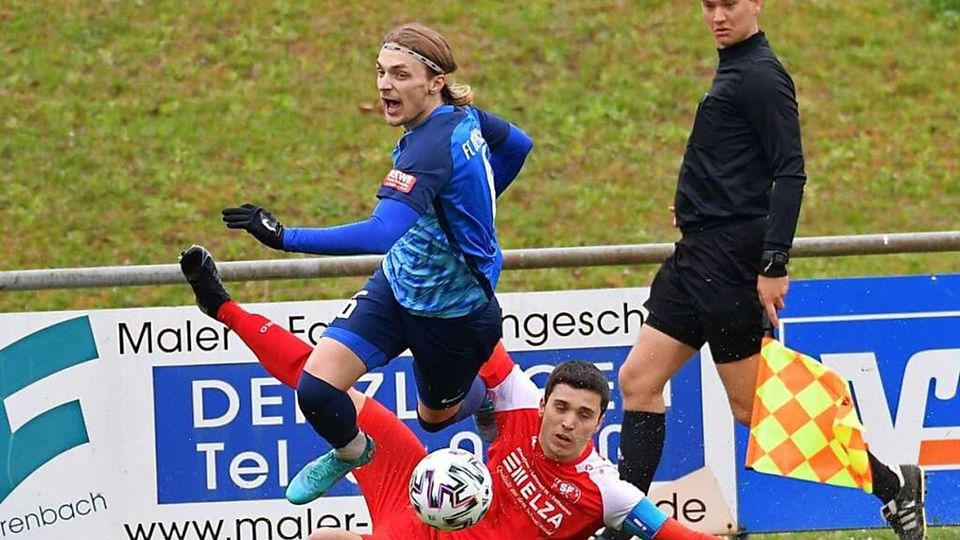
[{"left": 336, "top": 290, "right": 369, "bottom": 320}]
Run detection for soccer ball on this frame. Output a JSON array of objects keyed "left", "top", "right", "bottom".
[{"left": 408, "top": 448, "right": 493, "bottom": 531}]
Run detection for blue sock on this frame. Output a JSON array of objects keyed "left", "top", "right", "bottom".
[
  {"left": 418, "top": 377, "right": 487, "bottom": 432},
  {"left": 451, "top": 377, "right": 487, "bottom": 422},
  {"left": 296, "top": 372, "right": 358, "bottom": 449}
]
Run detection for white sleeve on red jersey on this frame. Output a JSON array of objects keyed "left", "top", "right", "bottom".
[
  {"left": 577, "top": 452, "right": 645, "bottom": 529},
  {"left": 478, "top": 342, "right": 541, "bottom": 412}
]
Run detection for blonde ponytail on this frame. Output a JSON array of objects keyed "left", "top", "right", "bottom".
[{"left": 442, "top": 82, "right": 474, "bottom": 107}]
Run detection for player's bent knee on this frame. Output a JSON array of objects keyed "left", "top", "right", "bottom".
[{"left": 296, "top": 373, "right": 341, "bottom": 412}]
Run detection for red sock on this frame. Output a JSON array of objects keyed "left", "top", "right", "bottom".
[
  {"left": 653, "top": 518, "right": 716, "bottom": 540},
  {"left": 353, "top": 398, "right": 428, "bottom": 526},
  {"left": 216, "top": 301, "right": 311, "bottom": 389}
]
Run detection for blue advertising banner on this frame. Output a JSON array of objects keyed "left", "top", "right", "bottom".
[
  {"left": 737, "top": 274, "right": 960, "bottom": 533},
  {"left": 153, "top": 346, "right": 707, "bottom": 504}
]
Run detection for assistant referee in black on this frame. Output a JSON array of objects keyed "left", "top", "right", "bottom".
[{"left": 599, "top": 2, "right": 926, "bottom": 539}]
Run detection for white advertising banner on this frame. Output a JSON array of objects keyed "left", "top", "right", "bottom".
[{"left": 0, "top": 288, "right": 738, "bottom": 539}]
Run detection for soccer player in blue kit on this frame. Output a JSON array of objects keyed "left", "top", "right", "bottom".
[{"left": 212, "top": 23, "right": 533, "bottom": 506}]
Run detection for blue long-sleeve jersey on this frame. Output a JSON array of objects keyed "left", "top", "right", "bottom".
[{"left": 283, "top": 105, "right": 532, "bottom": 317}]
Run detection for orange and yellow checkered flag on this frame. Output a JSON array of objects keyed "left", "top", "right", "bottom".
[{"left": 746, "top": 338, "right": 873, "bottom": 492}]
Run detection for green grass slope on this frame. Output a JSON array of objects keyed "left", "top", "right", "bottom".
[{"left": 1, "top": 0, "right": 958, "bottom": 313}]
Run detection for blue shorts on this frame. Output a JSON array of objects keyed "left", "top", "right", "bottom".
[{"left": 324, "top": 268, "right": 502, "bottom": 410}]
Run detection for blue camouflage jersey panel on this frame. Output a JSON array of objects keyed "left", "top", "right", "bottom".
[{"left": 377, "top": 105, "right": 502, "bottom": 318}]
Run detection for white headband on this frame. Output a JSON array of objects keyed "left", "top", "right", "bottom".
[{"left": 381, "top": 42, "right": 445, "bottom": 74}]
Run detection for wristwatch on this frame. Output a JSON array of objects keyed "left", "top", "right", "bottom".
[{"left": 760, "top": 250, "right": 789, "bottom": 278}]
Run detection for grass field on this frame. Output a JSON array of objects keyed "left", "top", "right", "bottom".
[
  {"left": 1, "top": 1, "right": 959, "bottom": 537},
  {"left": 2, "top": 0, "right": 958, "bottom": 313}
]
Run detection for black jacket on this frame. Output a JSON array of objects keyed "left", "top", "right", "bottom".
[{"left": 673, "top": 32, "right": 806, "bottom": 252}]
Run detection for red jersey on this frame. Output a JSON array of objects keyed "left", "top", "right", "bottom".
[
  {"left": 442, "top": 351, "right": 643, "bottom": 539},
  {"left": 356, "top": 350, "right": 643, "bottom": 540}
]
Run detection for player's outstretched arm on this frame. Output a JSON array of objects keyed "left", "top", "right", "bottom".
[
  {"left": 618, "top": 497, "right": 717, "bottom": 540},
  {"left": 223, "top": 198, "right": 420, "bottom": 255}
]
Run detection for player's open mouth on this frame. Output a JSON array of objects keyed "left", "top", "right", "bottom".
[
  {"left": 555, "top": 433, "right": 573, "bottom": 445},
  {"left": 382, "top": 98, "right": 401, "bottom": 114}
]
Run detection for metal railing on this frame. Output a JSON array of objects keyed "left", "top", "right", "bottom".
[{"left": 3, "top": 231, "right": 959, "bottom": 291}]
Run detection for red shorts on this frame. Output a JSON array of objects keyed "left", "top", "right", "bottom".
[{"left": 354, "top": 398, "right": 439, "bottom": 540}]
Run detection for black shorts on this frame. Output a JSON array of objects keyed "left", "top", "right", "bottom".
[
  {"left": 644, "top": 217, "right": 765, "bottom": 363},
  {"left": 325, "top": 268, "right": 503, "bottom": 410}
]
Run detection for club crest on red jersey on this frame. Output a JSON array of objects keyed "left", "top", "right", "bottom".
[{"left": 551, "top": 478, "right": 583, "bottom": 504}]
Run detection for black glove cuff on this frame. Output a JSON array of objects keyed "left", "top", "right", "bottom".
[
  {"left": 267, "top": 223, "right": 285, "bottom": 250},
  {"left": 254, "top": 209, "right": 285, "bottom": 250},
  {"left": 760, "top": 250, "right": 789, "bottom": 278}
]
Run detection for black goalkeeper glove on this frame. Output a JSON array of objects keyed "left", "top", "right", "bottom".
[{"left": 221, "top": 203, "right": 285, "bottom": 250}]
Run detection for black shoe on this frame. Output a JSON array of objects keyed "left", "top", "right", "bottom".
[
  {"left": 179, "top": 245, "right": 230, "bottom": 318},
  {"left": 882, "top": 464, "right": 927, "bottom": 540}
]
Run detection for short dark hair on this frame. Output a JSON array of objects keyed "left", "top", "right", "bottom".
[{"left": 544, "top": 360, "right": 610, "bottom": 414}]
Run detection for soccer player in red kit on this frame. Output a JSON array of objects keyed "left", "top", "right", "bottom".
[{"left": 179, "top": 247, "right": 716, "bottom": 540}]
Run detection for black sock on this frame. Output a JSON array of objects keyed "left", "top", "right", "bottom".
[
  {"left": 869, "top": 451, "right": 901, "bottom": 504},
  {"left": 619, "top": 410, "right": 666, "bottom": 493},
  {"left": 596, "top": 411, "right": 667, "bottom": 540}
]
